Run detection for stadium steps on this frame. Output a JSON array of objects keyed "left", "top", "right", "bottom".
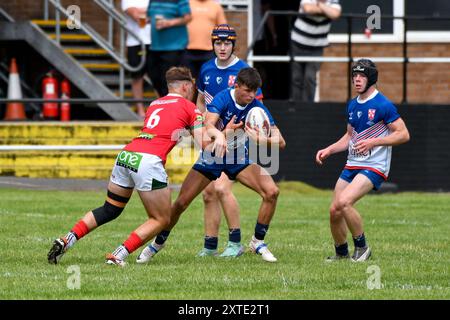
[
  {"left": 31, "top": 19, "right": 157, "bottom": 103},
  {"left": 0, "top": 122, "right": 197, "bottom": 183}
]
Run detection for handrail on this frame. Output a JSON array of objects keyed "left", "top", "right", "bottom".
[
  {"left": 47, "top": 0, "right": 146, "bottom": 73},
  {"left": 0, "top": 7, "right": 15, "bottom": 22},
  {"left": 247, "top": 11, "right": 450, "bottom": 103}
]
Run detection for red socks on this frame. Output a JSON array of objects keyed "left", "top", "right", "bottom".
[
  {"left": 71, "top": 220, "right": 89, "bottom": 239},
  {"left": 123, "top": 232, "right": 143, "bottom": 254}
]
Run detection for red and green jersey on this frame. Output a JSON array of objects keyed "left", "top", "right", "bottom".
[{"left": 124, "top": 93, "right": 203, "bottom": 164}]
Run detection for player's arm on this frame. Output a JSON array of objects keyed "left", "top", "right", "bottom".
[
  {"left": 315, "top": 124, "right": 352, "bottom": 165},
  {"left": 269, "top": 125, "right": 286, "bottom": 150},
  {"left": 353, "top": 118, "right": 410, "bottom": 155},
  {"left": 205, "top": 112, "right": 227, "bottom": 157},
  {"left": 246, "top": 125, "right": 286, "bottom": 149},
  {"left": 196, "top": 92, "right": 206, "bottom": 114},
  {"left": 190, "top": 126, "right": 210, "bottom": 151}
]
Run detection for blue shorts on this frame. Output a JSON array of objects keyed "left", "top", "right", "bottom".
[
  {"left": 192, "top": 153, "right": 251, "bottom": 181},
  {"left": 339, "top": 168, "right": 386, "bottom": 190}
]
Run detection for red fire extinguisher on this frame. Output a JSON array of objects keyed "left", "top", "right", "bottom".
[
  {"left": 60, "top": 78, "right": 71, "bottom": 121},
  {"left": 42, "top": 72, "right": 59, "bottom": 120}
]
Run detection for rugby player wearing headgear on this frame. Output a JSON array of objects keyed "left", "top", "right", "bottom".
[
  {"left": 315, "top": 59, "right": 410, "bottom": 262},
  {"left": 47, "top": 67, "right": 207, "bottom": 266},
  {"left": 137, "top": 24, "right": 264, "bottom": 260}
]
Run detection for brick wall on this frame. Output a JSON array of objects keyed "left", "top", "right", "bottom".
[
  {"left": 2, "top": 2, "right": 448, "bottom": 104},
  {"left": 321, "top": 43, "right": 450, "bottom": 104},
  {"left": 224, "top": 10, "right": 248, "bottom": 60}
]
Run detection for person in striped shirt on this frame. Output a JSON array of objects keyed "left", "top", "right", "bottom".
[
  {"left": 315, "top": 59, "right": 410, "bottom": 262},
  {"left": 290, "top": 0, "right": 341, "bottom": 102}
]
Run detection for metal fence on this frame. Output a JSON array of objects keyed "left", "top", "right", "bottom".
[{"left": 247, "top": 12, "right": 450, "bottom": 102}]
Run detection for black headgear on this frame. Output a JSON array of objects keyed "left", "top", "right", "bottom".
[{"left": 351, "top": 59, "right": 378, "bottom": 93}]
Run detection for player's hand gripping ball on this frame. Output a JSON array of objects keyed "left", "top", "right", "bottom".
[{"left": 245, "top": 107, "right": 271, "bottom": 137}]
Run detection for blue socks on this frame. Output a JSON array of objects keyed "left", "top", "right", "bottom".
[
  {"left": 155, "top": 230, "right": 171, "bottom": 246},
  {"left": 228, "top": 228, "right": 241, "bottom": 243},
  {"left": 254, "top": 222, "right": 269, "bottom": 241},
  {"left": 335, "top": 242, "right": 349, "bottom": 256},
  {"left": 353, "top": 233, "right": 367, "bottom": 248},
  {"left": 204, "top": 236, "right": 218, "bottom": 250}
]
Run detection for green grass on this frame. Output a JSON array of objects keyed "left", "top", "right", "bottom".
[{"left": 0, "top": 182, "right": 449, "bottom": 299}]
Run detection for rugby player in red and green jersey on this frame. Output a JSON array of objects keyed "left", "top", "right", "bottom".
[{"left": 48, "top": 67, "right": 207, "bottom": 266}]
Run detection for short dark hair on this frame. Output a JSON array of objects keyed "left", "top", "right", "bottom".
[
  {"left": 236, "top": 67, "right": 262, "bottom": 91},
  {"left": 165, "top": 66, "right": 193, "bottom": 84}
]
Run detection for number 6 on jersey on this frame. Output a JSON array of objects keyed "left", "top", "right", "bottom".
[{"left": 146, "top": 108, "right": 164, "bottom": 129}]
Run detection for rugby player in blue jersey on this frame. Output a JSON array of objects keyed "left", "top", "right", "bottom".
[
  {"left": 315, "top": 59, "right": 410, "bottom": 262},
  {"left": 137, "top": 67, "right": 286, "bottom": 263}
]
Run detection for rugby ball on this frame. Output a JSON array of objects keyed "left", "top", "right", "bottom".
[{"left": 245, "top": 107, "right": 271, "bottom": 137}]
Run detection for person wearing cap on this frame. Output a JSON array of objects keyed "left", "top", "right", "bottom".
[
  {"left": 137, "top": 24, "right": 266, "bottom": 261},
  {"left": 315, "top": 59, "right": 410, "bottom": 262}
]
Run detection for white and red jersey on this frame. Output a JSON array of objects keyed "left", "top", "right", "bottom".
[
  {"left": 345, "top": 90, "right": 400, "bottom": 178},
  {"left": 124, "top": 93, "right": 203, "bottom": 164}
]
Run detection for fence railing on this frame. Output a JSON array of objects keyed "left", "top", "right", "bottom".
[{"left": 247, "top": 11, "right": 450, "bottom": 102}]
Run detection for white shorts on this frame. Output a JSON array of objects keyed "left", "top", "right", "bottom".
[{"left": 110, "top": 151, "right": 168, "bottom": 191}]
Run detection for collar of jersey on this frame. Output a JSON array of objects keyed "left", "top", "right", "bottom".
[
  {"left": 357, "top": 89, "right": 378, "bottom": 104},
  {"left": 167, "top": 93, "right": 183, "bottom": 97},
  {"left": 230, "top": 89, "right": 248, "bottom": 110},
  {"left": 215, "top": 56, "right": 240, "bottom": 70}
]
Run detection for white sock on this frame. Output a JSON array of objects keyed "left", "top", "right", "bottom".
[
  {"left": 112, "top": 245, "right": 129, "bottom": 261},
  {"left": 64, "top": 231, "right": 78, "bottom": 249},
  {"left": 151, "top": 241, "right": 164, "bottom": 251}
]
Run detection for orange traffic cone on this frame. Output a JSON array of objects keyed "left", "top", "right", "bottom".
[{"left": 4, "top": 58, "right": 26, "bottom": 120}]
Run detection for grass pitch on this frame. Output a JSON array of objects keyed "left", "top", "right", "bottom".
[{"left": 0, "top": 182, "right": 449, "bottom": 300}]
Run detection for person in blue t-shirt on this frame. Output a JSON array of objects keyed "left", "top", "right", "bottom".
[
  {"left": 315, "top": 59, "right": 410, "bottom": 262},
  {"left": 137, "top": 67, "right": 286, "bottom": 263},
  {"left": 147, "top": 0, "right": 192, "bottom": 97}
]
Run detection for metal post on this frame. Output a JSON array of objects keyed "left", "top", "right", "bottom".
[
  {"left": 108, "top": 0, "right": 114, "bottom": 46},
  {"left": 347, "top": 16, "right": 352, "bottom": 101},
  {"left": 402, "top": 17, "right": 408, "bottom": 103},
  {"left": 55, "top": 0, "right": 60, "bottom": 45},
  {"left": 288, "top": 13, "right": 295, "bottom": 101},
  {"left": 44, "top": 0, "right": 49, "bottom": 20},
  {"left": 119, "top": 27, "right": 125, "bottom": 98}
]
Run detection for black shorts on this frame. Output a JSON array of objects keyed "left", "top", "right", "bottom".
[{"left": 127, "top": 45, "right": 150, "bottom": 79}]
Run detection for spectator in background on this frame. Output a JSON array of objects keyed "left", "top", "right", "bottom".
[
  {"left": 147, "top": 0, "right": 192, "bottom": 97},
  {"left": 290, "top": 0, "right": 341, "bottom": 102},
  {"left": 183, "top": 0, "right": 227, "bottom": 80},
  {"left": 252, "top": 0, "right": 278, "bottom": 54},
  {"left": 122, "top": 0, "right": 151, "bottom": 118}
]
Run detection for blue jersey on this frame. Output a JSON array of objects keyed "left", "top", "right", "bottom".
[
  {"left": 197, "top": 57, "right": 263, "bottom": 104},
  {"left": 346, "top": 90, "right": 400, "bottom": 177},
  {"left": 193, "top": 88, "right": 274, "bottom": 179},
  {"left": 208, "top": 88, "right": 274, "bottom": 151}
]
